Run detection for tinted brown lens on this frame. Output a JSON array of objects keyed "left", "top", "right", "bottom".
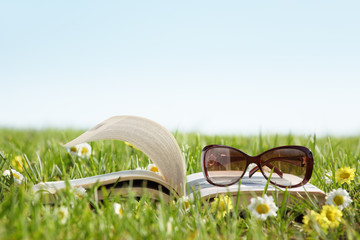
[
  {"left": 260, "top": 149, "right": 307, "bottom": 186},
  {"left": 205, "top": 147, "right": 247, "bottom": 185}
]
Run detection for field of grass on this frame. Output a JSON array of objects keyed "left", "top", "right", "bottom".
[{"left": 0, "top": 129, "right": 359, "bottom": 239}]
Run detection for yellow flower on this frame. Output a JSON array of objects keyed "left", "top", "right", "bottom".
[
  {"left": 335, "top": 167, "right": 355, "bottom": 184},
  {"left": 303, "top": 210, "right": 330, "bottom": 234},
  {"left": 11, "top": 156, "right": 24, "bottom": 172},
  {"left": 210, "top": 195, "right": 233, "bottom": 219},
  {"left": 320, "top": 205, "right": 343, "bottom": 229}
]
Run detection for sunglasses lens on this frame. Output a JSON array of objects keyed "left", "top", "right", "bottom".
[
  {"left": 260, "top": 148, "right": 308, "bottom": 187},
  {"left": 204, "top": 147, "right": 247, "bottom": 185}
]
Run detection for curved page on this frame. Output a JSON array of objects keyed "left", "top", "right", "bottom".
[{"left": 64, "top": 116, "right": 186, "bottom": 194}]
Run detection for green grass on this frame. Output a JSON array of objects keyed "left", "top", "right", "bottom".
[{"left": 0, "top": 129, "right": 359, "bottom": 239}]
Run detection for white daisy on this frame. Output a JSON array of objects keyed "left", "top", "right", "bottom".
[
  {"left": 56, "top": 206, "right": 69, "bottom": 224},
  {"left": 67, "top": 145, "right": 79, "bottom": 156},
  {"left": 73, "top": 186, "right": 87, "bottom": 199},
  {"left": 325, "top": 188, "right": 352, "bottom": 210},
  {"left": 77, "top": 143, "right": 92, "bottom": 158},
  {"left": 66, "top": 143, "right": 92, "bottom": 158},
  {"left": 178, "top": 196, "right": 191, "bottom": 212},
  {"left": 248, "top": 195, "right": 278, "bottom": 220},
  {"left": 2, "top": 169, "right": 24, "bottom": 184},
  {"left": 146, "top": 163, "right": 162, "bottom": 176},
  {"left": 113, "top": 202, "right": 123, "bottom": 216}
]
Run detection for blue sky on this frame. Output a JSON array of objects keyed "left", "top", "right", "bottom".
[{"left": 1, "top": 1, "right": 359, "bottom": 135}]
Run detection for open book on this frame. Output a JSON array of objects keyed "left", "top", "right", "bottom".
[{"left": 33, "top": 116, "right": 325, "bottom": 204}]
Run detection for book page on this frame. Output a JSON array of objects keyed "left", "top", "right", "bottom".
[
  {"left": 33, "top": 170, "right": 177, "bottom": 202},
  {"left": 64, "top": 116, "right": 186, "bottom": 194},
  {"left": 187, "top": 172, "right": 325, "bottom": 203}
]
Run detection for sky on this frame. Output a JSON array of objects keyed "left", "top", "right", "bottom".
[{"left": 1, "top": 1, "right": 359, "bottom": 136}]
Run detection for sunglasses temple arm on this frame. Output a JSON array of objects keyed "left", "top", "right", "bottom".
[
  {"left": 249, "top": 156, "right": 307, "bottom": 178},
  {"left": 248, "top": 164, "right": 283, "bottom": 178},
  {"left": 265, "top": 157, "right": 306, "bottom": 167}
]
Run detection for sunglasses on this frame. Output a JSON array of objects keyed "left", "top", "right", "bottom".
[{"left": 201, "top": 145, "right": 314, "bottom": 188}]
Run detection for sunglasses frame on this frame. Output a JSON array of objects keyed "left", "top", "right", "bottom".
[{"left": 201, "top": 145, "right": 314, "bottom": 188}]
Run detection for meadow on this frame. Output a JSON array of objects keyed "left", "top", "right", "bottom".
[{"left": 0, "top": 129, "right": 359, "bottom": 239}]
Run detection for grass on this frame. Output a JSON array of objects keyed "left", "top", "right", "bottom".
[{"left": 0, "top": 128, "right": 359, "bottom": 239}]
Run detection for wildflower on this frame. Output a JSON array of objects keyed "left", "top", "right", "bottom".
[
  {"left": 325, "top": 188, "right": 352, "bottom": 210},
  {"left": 56, "top": 206, "right": 69, "bottom": 224},
  {"left": 73, "top": 186, "right": 87, "bottom": 199},
  {"left": 11, "top": 156, "right": 24, "bottom": 172},
  {"left": 320, "top": 205, "right": 343, "bottom": 229},
  {"left": 302, "top": 210, "right": 330, "bottom": 234},
  {"left": 147, "top": 163, "right": 161, "bottom": 176},
  {"left": 324, "top": 171, "right": 332, "bottom": 184},
  {"left": 113, "top": 202, "right": 123, "bottom": 216},
  {"left": 178, "top": 196, "right": 191, "bottom": 212},
  {"left": 77, "top": 143, "right": 91, "bottom": 158},
  {"left": 67, "top": 145, "right": 79, "bottom": 156},
  {"left": 66, "top": 143, "right": 92, "bottom": 158},
  {"left": 210, "top": 195, "right": 233, "bottom": 219},
  {"left": 2, "top": 169, "right": 24, "bottom": 184},
  {"left": 335, "top": 167, "right": 355, "bottom": 184},
  {"left": 248, "top": 195, "right": 278, "bottom": 220}
]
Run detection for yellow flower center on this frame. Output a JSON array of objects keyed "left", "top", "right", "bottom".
[
  {"left": 218, "top": 200, "right": 226, "bottom": 211},
  {"left": 340, "top": 172, "right": 350, "bottom": 179},
  {"left": 256, "top": 204, "right": 270, "bottom": 214},
  {"left": 150, "top": 166, "right": 159, "bottom": 172},
  {"left": 81, "top": 147, "right": 88, "bottom": 154},
  {"left": 326, "top": 211, "right": 336, "bottom": 222},
  {"left": 13, "top": 172, "right": 21, "bottom": 180},
  {"left": 333, "top": 195, "right": 344, "bottom": 206},
  {"left": 70, "top": 147, "right": 77, "bottom": 152},
  {"left": 185, "top": 201, "right": 190, "bottom": 208},
  {"left": 58, "top": 210, "right": 66, "bottom": 219}
]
